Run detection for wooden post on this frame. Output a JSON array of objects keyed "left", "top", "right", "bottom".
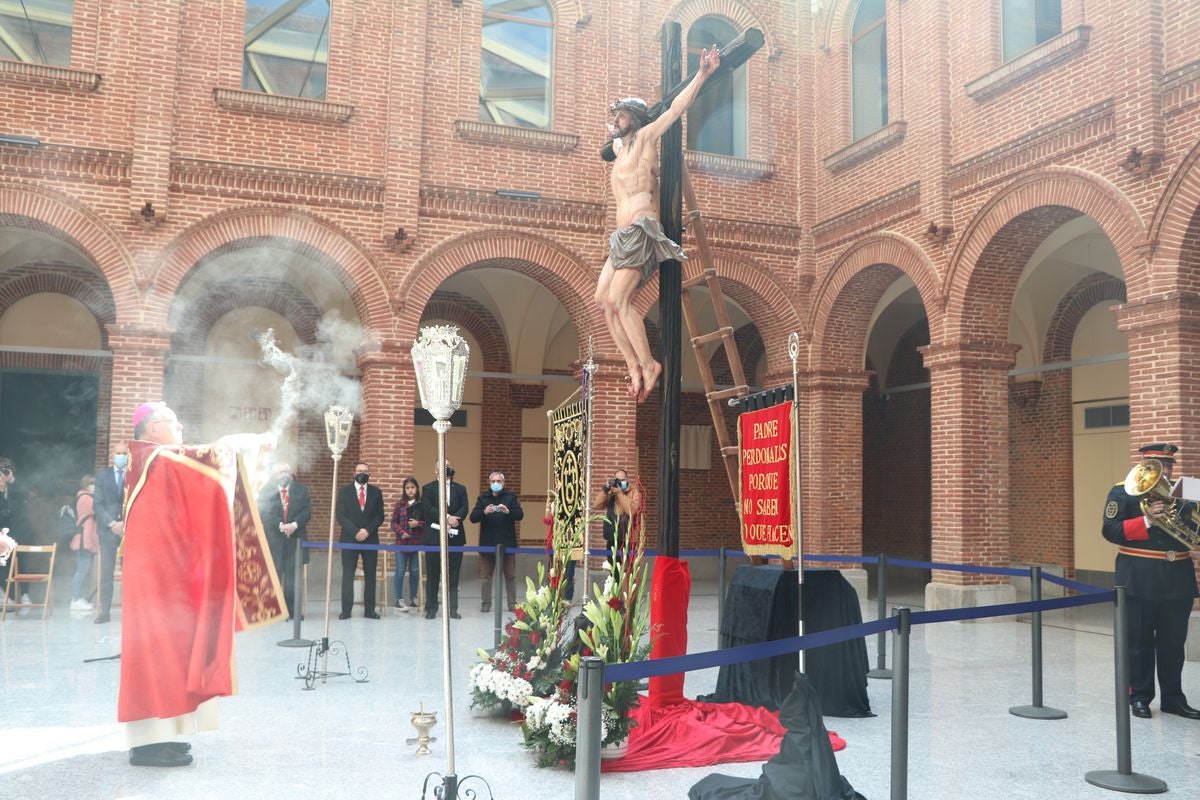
[{"left": 658, "top": 22, "right": 684, "bottom": 559}]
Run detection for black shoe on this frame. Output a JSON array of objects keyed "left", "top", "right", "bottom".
[
  {"left": 450, "top": 611, "right": 462, "bottom": 619},
  {"left": 338, "top": 612, "right": 351, "bottom": 620},
  {"left": 425, "top": 610, "right": 437, "bottom": 619},
  {"left": 481, "top": 604, "right": 491, "bottom": 613},
  {"left": 1160, "top": 702, "right": 1200, "bottom": 719},
  {"left": 163, "top": 742, "right": 192, "bottom": 754},
  {"left": 1131, "top": 700, "right": 1152, "bottom": 718},
  {"left": 94, "top": 612, "right": 110, "bottom": 624},
  {"left": 364, "top": 612, "right": 381, "bottom": 620},
  {"left": 129, "top": 744, "right": 193, "bottom": 767}
]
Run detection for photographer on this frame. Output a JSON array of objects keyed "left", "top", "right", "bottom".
[
  {"left": 590, "top": 469, "right": 641, "bottom": 564},
  {"left": 469, "top": 471, "right": 523, "bottom": 612}
]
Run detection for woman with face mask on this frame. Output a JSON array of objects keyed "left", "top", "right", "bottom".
[{"left": 469, "top": 471, "right": 524, "bottom": 612}]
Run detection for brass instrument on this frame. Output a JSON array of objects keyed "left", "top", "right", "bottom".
[{"left": 1122, "top": 458, "right": 1200, "bottom": 551}]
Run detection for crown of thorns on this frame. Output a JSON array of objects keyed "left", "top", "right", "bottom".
[{"left": 609, "top": 97, "right": 652, "bottom": 125}]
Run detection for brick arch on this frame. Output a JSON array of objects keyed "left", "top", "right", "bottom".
[
  {"left": 0, "top": 182, "right": 137, "bottom": 322},
  {"left": 663, "top": 0, "right": 782, "bottom": 58},
  {"left": 421, "top": 290, "right": 512, "bottom": 373},
  {"left": 659, "top": 250, "right": 801, "bottom": 376},
  {"left": 947, "top": 167, "right": 1148, "bottom": 342},
  {"left": 150, "top": 205, "right": 390, "bottom": 330},
  {"left": 811, "top": 232, "right": 941, "bottom": 372},
  {"left": 0, "top": 262, "right": 116, "bottom": 337},
  {"left": 171, "top": 278, "right": 324, "bottom": 354},
  {"left": 818, "top": 0, "right": 877, "bottom": 50},
  {"left": 1148, "top": 137, "right": 1200, "bottom": 290},
  {"left": 397, "top": 229, "right": 600, "bottom": 354},
  {"left": 1042, "top": 274, "right": 1126, "bottom": 364}
]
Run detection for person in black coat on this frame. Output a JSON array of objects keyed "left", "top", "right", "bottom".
[
  {"left": 469, "top": 471, "right": 524, "bottom": 612},
  {"left": 335, "top": 462, "right": 385, "bottom": 619},
  {"left": 420, "top": 463, "right": 469, "bottom": 619},
  {"left": 0, "top": 456, "right": 30, "bottom": 606},
  {"left": 1102, "top": 443, "right": 1200, "bottom": 720},
  {"left": 92, "top": 443, "right": 128, "bottom": 624},
  {"left": 257, "top": 462, "right": 312, "bottom": 620}
]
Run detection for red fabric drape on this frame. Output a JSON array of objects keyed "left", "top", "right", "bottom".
[{"left": 648, "top": 555, "right": 691, "bottom": 706}]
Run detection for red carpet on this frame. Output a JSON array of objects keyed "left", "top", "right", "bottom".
[{"left": 602, "top": 697, "right": 845, "bottom": 772}]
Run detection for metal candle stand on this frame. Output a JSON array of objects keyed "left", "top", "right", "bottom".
[{"left": 296, "top": 405, "right": 368, "bottom": 689}]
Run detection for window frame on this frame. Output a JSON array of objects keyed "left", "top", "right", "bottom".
[
  {"left": 241, "top": 0, "right": 332, "bottom": 101},
  {"left": 849, "top": 0, "right": 888, "bottom": 143},
  {"left": 685, "top": 15, "right": 748, "bottom": 158},
  {"left": 478, "top": 0, "right": 556, "bottom": 131},
  {"left": 1000, "top": 0, "right": 1063, "bottom": 63}
]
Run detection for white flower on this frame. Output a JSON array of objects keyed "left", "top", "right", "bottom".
[{"left": 526, "top": 655, "right": 543, "bottom": 672}]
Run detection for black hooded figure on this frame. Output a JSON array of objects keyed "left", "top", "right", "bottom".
[{"left": 688, "top": 673, "right": 865, "bottom": 800}]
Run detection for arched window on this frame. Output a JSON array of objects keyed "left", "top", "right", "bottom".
[
  {"left": 1002, "top": 0, "right": 1061, "bottom": 62},
  {"left": 851, "top": 0, "right": 887, "bottom": 141},
  {"left": 686, "top": 16, "right": 747, "bottom": 157},
  {"left": 0, "top": 0, "right": 74, "bottom": 66},
  {"left": 480, "top": 0, "right": 554, "bottom": 129},
  {"left": 243, "top": 0, "right": 330, "bottom": 100}
]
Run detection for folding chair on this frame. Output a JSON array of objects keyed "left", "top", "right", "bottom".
[{"left": 2, "top": 544, "right": 58, "bottom": 620}]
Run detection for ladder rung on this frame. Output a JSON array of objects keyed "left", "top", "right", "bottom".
[
  {"left": 682, "top": 269, "right": 717, "bottom": 290},
  {"left": 692, "top": 327, "right": 734, "bottom": 346},
  {"left": 708, "top": 385, "right": 749, "bottom": 402},
  {"left": 720, "top": 446, "right": 740, "bottom": 457}
]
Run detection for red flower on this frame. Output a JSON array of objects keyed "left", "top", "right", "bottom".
[
  {"left": 550, "top": 575, "right": 560, "bottom": 589},
  {"left": 530, "top": 631, "right": 541, "bottom": 645},
  {"left": 514, "top": 607, "right": 527, "bottom": 620},
  {"left": 607, "top": 597, "right": 623, "bottom": 611},
  {"left": 582, "top": 647, "right": 593, "bottom": 657},
  {"left": 559, "top": 678, "right": 574, "bottom": 693}
]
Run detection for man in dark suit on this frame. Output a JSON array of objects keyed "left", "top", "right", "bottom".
[
  {"left": 93, "top": 443, "right": 129, "bottom": 624},
  {"left": 1102, "top": 443, "right": 1200, "bottom": 720},
  {"left": 257, "top": 462, "right": 312, "bottom": 620},
  {"left": 421, "top": 463, "right": 469, "bottom": 620},
  {"left": 335, "top": 461, "right": 384, "bottom": 619}
]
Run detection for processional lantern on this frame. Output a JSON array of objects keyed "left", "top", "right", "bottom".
[
  {"left": 411, "top": 325, "right": 470, "bottom": 423},
  {"left": 324, "top": 405, "right": 354, "bottom": 458}
]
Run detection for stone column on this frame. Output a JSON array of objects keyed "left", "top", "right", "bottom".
[
  {"left": 356, "top": 340, "right": 416, "bottom": 509},
  {"left": 919, "top": 341, "right": 1020, "bottom": 612},
  {"left": 586, "top": 359, "right": 639, "bottom": 560}
]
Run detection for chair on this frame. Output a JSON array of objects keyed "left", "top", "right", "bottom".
[{"left": 2, "top": 544, "right": 58, "bottom": 620}]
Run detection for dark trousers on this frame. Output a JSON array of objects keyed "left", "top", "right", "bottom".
[
  {"left": 269, "top": 534, "right": 303, "bottom": 617},
  {"left": 97, "top": 529, "right": 121, "bottom": 614},
  {"left": 1126, "top": 593, "right": 1193, "bottom": 705},
  {"left": 478, "top": 549, "right": 516, "bottom": 609},
  {"left": 340, "top": 542, "right": 378, "bottom": 615},
  {"left": 424, "top": 548, "right": 462, "bottom": 613}
]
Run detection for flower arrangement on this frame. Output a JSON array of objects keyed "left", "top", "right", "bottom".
[
  {"left": 520, "top": 500, "right": 652, "bottom": 764},
  {"left": 468, "top": 559, "right": 572, "bottom": 711}
]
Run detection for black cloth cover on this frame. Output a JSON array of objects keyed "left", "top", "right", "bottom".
[
  {"left": 699, "top": 567, "right": 872, "bottom": 718},
  {"left": 688, "top": 673, "right": 866, "bottom": 800}
]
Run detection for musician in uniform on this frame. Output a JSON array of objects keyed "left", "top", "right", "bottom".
[{"left": 1102, "top": 443, "right": 1200, "bottom": 719}]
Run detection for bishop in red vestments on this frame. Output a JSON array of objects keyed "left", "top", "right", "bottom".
[{"left": 119, "top": 403, "right": 285, "bottom": 767}]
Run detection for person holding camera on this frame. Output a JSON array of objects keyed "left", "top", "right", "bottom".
[
  {"left": 470, "top": 471, "right": 524, "bottom": 612},
  {"left": 590, "top": 469, "right": 641, "bottom": 565}
]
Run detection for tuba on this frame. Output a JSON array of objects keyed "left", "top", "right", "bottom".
[{"left": 1122, "top": 459, "right": 1200, "bottom": 551}]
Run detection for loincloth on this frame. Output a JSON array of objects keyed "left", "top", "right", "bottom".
[{"left": 608, "top": 216, "right": 687, "bottom": 289}]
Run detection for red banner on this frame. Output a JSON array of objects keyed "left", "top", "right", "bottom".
[{"left": 738, "top": 401, "right": 795, "bottom": 558}]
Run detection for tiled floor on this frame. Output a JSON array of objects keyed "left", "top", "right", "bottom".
[{"left": 1, "top": 558, "right": 1198, "bottom": 799}]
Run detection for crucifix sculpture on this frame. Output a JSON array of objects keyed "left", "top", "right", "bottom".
[{"left": 598, "top": 24, "right": 764, "bottom": 562}]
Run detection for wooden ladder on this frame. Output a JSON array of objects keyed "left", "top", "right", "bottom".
[{"left": 679, "top": 165, "right": 750, "bottom": 501}]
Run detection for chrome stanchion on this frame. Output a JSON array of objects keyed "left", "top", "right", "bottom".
[
  {"left": 1010, "top": 565, "right": 1066, "bottom": 720},
  {"left": 277, "top": 536, "right": 313, "bottom": 648},
  {"left": 574, "top": 656, "right": 603, "bottom": 800},
  {"left": 1084, "top": 586, "right": 1166, "bottom": 793},
  {"left": 890, "top": 607, "right": 910, "bottom": 800},
  {"left": 868, "top": 552, "right": 892, "bottom": 679},
  {"left": 492, "top": 543, "right": 504, "bottom": 649}
]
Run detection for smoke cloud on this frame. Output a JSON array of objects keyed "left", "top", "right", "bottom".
[{"left": 258, "top": 313, "right": 364, "bottom": 445}]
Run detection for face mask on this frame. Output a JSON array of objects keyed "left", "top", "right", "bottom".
[
  {"left": 355, "top": 473, "right": 369, "bottom": 485},
  {"left": 490, "top": 482, "right": 503, "bottom": 493},
  {"left": 619, "top": 480, "right": 629, "bottom": 491},
  {"left": 278, "top": 476, "right": 290, "bottom": 487},
  {"left": 113, "top": 454, "right": 129, "bottom": 469}
]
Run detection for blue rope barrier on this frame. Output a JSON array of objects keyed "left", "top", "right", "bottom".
[
  {"left": 1040, "top": 572, "right": 1110, "bottom": 594},
  {"left": 909, "top": 590, "right": 1115, "bottom": 626},
  {"left": 887, "top": 557, "right": 1029, "bottom": 577},
  {"left": 605, "top": 616, "right": 900, "bottom": 683}
]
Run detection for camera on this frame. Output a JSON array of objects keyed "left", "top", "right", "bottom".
[{"left": 605, "top": 478, "right": 620, "bottom": 491}]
